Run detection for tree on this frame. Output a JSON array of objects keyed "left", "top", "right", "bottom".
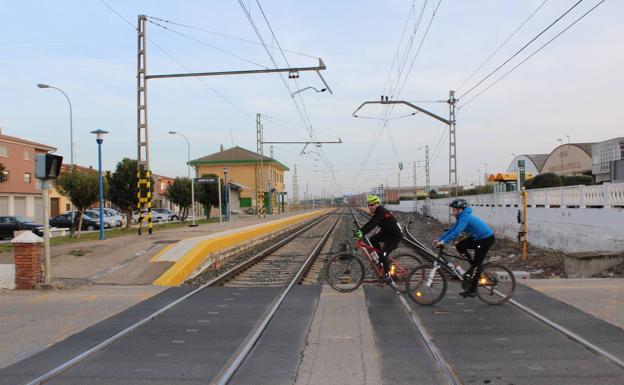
[
  {"left": 56, "top": 169, "right": 106, "bottom": 237},
  {"left": 195, "top": 174, "right": 220, "bottom": 219},
  {"left": 166, "top": 177, "right": 192, "bottom": 222},
  {"left": 524, "top": 173, "right": 562, "bottom": 189},
  {"left": 106, "top": 158, "right": 139, "bottom": 229}
]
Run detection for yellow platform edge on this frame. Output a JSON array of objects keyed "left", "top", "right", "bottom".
[
  {"left": 153, "top": 210, "right": 329, "bottom": 286},
  {"left": 149, "top": 243, "right": 176, "bottom": 262}
]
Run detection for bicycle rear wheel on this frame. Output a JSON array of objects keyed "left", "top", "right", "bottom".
[
  {"left": 406, "top": 264, "right": 447, "bottom": 305},
  {"left": 388, "top": 253, "right": 422, "bottom": 293},
  {"left": 475, "top": 263, "right": 515, "bottom": 305},
  {"left": 325, "top": 253, "right": 365, "bottom": 293}
]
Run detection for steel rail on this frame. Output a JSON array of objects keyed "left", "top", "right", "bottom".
[
  {"left": 24, "top": 211, "right": 333, "bottom": 385},
  {"left": 400, "top": 211, "right": 624, "bottom": 371},
  {"left": 211, "top": 213, "right": 340, "bottom": 385},
  {"left": 351, "top": 208, "right": 463, "bottom": 385},
  {"left": 207, "top": 213, "right": 333, "bottom": 286}
]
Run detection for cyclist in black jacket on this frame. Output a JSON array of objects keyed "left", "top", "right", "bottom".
[{"left": 355, "top": 195, "right": 403, "bottom": 282}]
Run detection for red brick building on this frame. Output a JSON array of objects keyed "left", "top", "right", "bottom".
[{"left": 0, "top": 131, "right": 56, "bottom": 222}]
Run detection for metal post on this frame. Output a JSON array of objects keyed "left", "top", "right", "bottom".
[
  {"left": 217, "top": 177, "right": 222, "bottom": 223},
  {"left": 223, "top": 167, "right": 229, "bottom": 221},
  {"left": 96, "top": 138, "right": 105, "bottom": 240},
  {"left": 522, "top": 191, "right": 528, "bottom": 261},
  {"left": 41, "top": 180, "right": 51, "bottom": 284},
  {"left": 448, "top": 90, "right": 458, "bottom": 224},
  {"left": 425, "top": 145, "right": 431, "bottom": 216},
  {"left": 137, "top": 15, "right": 152, "bottom": 235}
]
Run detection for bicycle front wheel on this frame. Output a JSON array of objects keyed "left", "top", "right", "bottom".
[
  {"left": 475, "top": 263, "right": 516, "bottom": 305},
  {"left": 388, "top": 253, "right": 422, "bottom": 293},
  {"left": 406, "top": 264, "right": 447, "bottom": 306},
  {"left": 325, "top": 253, "right": 365, "bottom": 293}
]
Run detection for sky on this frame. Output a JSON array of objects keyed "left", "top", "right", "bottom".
[{"left": 1, "top": 0, "right": 622, "bottom": 198}]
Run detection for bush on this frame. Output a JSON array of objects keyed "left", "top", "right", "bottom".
[
  {"left": 561, "top": 175, "right": 593, "bottom": 186},
  {"left": 524, "top": 173, "right": 562, "bottom": 189}
]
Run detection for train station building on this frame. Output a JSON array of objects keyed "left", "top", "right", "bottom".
[{"left": 190, "top": 146, "right": 289, "bottom": 213}]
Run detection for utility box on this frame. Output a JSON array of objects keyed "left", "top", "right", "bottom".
[{"left": 35, "top": 154, "right": 63, "bottom": 180}]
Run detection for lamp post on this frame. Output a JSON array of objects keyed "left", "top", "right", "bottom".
[
  {"left": 223, "top": 167, "right": 229, "bottom": 221},
  {"left": 557, "top": 138, "right": 564, "bottom": 174},
  {"left": 90, "top": 129, "right": 108, "bottom": 240},
  {"left": 169, "top": 131, "right": 196, "bottom": 226},
  {"left": 37, "top": 83, "right": 76, "bottom": 236}
]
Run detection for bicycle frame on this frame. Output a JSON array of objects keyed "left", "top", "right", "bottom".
[{"left": 354, "top": 239, "right": 386, "bottom": 277}]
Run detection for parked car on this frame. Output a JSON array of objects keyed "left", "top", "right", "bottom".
[
  {"left": 50, "top": 213, "right": 101, "bottom": 231},
  {"left": 86, "top": 209, "right": 121, "bottom": 228},
  {"left": 152, "top": 208, "right": 180, "bottom": 221},
  {"left": 0, "top": 216, "right": 44, "bottom": 239},
  {"left": 131, "top": 209, "right": 169, "bottom": 224}
]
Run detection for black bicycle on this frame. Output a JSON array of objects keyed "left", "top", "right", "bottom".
[{"left": 406, "top": 247, "right": 515, "bottom": 305}]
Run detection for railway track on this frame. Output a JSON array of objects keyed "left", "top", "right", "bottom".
[
  {"left": 355, "top": 207, "right": 624, "bottom": 384},
  {"left": 21, "top": 209, "right": 341, "bottom": 385}
]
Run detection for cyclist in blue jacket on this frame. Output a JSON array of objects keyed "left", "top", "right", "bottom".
[{"left": 433, "top": 199, "right": 495, "bottom": 298}]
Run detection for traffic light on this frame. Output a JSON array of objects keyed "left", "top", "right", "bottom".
[{"left": 35, "top": 154, "right": 63, "bottom": 179}]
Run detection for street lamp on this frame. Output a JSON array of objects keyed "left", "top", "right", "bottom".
[
  {"left": 557, "top": 138, "right": 564, "bottom": 174},
  {"left": 291, "top": 86, "right": 327, "bottom": 96},
  {"left": 37, "top": 83, "right": 76, "bottom": 236},
  {"left": 483, "top": 162, "right": 488, "bottom": 185},
  {"left": 168, "top": 131, "right": 196, "bottom": 227},
  {"left": 223, "top": 167, "right": 229, "bottom": 221},
  {"left": 90, "top": 129, "right": 108, "bottom": 240}
]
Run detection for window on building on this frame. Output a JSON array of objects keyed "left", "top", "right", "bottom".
[
  {"left": 0, "top": 171, "right": 7, "bottom": 182},
  {"left": 24, "top": 149, "right": 30, "bottom": 160},
  {"left": 24, "top": 173, "right": 32, "bottom": 183},
  {"left": 0, "top": 145, "right": 7, "bottom": 157}
]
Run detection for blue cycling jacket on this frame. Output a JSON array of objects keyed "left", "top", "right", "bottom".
[{"left": 438, "top": 207, "right": 493, "bottom": 244}]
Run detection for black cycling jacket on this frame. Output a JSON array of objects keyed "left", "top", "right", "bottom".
[{"left": 360, "top": 205, "right": 402, "bottom": 238}]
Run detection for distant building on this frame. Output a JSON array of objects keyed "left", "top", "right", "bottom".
[
  {"left": 540, "top": 143, "right": 594, "bottom": 176},
  {"left": 506, "top": 154, "right": 548, "bottom": 176},
  {"left": 190, "top": 146, "right": 289, "bottom": 213},
  {"left": 591, "top": 137, "right": 624, "bottom": 183},
  {"left": 153, "top": 174, "right": 178, "bottom": 211},
  {"left": 0, "top": 131, "right": 56, "bottom": 222}
]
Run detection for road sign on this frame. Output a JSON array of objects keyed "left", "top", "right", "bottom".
[
  {"left": 196, "top": 177, "right": 218, "bottom": 184},
  {"left": 518, "top": 160, "right": 526, "bottom": 189}
]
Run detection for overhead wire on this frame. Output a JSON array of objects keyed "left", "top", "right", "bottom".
[
  {"left": 352, "top": 0, "right": 443, "bottom": 191},
  {"left": 460, "top": 0, "right": 608, "bottom": 109},
  {"left": 145, "top": 15, "right": 320, "bottom": 59},
  {"left": 456, "top": 0, "right": 550, "bottom": 92},
  {"left": 254, "top": 0, "right": 343, "bottom": 195},
  {"left": 458, "top": 0, "right": 585, "bottom": 100},
  {"left": 146, "top": 19, "right": 270, "bottom": 69},
  {"left": 97, "top": 0, "right": 256, "bottom": 122}
]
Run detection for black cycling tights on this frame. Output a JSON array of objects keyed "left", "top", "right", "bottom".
[
  {"left": 455, "top": 235, "right": 496, "bottom": 290},
  {"left": 369, "top": 233, "right": 401, "bottom": 274}
]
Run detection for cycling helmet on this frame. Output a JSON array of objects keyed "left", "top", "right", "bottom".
[
  {"left": 449, "top": 199, "right": 468, "bottom": 209},
  {"left": 367, "top": 194, "right": 381, "bottom": 205}
]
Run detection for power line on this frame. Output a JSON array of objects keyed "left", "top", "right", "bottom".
[
  {"left": 238, "top": 0, "right": 343, "bottom": 194},
  {"left": 460, "top": 0, "right": 608, "bottom": 109},
  {"left": 459, "top": 0, "right": 585, "bottom": 100},
  {"left": 352, "top": 0, "right": 443, "bottom": 191},
  {"left": 456, "top": 0, "right": 550, "bottom": 92},
  {"left": 146, "top": 19, "right": 270, "bottom": 68},
  {"left": 145, "top": 15, "right": 320, "bottom": 59},
  {"left": 97, "top": 0, "right": 256, "bottom": 122}
]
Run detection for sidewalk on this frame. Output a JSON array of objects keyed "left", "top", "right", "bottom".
[
  {"left": 523, "top": 278, "right": 624, "bottom": 329},
  {"left": 0, "top": 285, "right": 165, "bottom": 369}
]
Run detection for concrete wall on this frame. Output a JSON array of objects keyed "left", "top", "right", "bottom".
[{"left": 387, "top": 193, "right": 624, "bottom": 253}]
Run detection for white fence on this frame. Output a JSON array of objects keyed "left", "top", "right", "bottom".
[
  {"left": 460, "top": 183, "right": 624, "bottom": 208},
  {"left": 387, "top": 182, "right": 624, "bottom": 253}
]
